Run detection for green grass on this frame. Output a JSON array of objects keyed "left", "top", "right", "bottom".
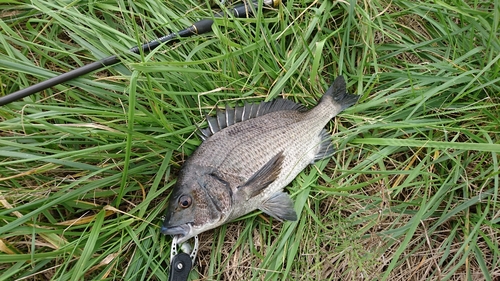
[{"left": 1, "top": 0, "right": 499, "bottom": 280}]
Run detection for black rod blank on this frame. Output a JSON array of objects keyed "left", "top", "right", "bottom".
[{"left": 0, "top": 0, "right": 279, "bottom": 106}]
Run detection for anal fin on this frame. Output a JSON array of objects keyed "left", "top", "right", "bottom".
[
  {"left": 260, "top": 191, "right": 297, "bottom": 221},
  {"left": 313, "top": 129, "right": 335, "bottom": 163},
  {"left": 238, "top": 152, "right": 284, "bottom": 199}
]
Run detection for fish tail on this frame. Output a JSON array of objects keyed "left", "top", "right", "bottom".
[{"left": 320, "top": 76, "right": 360, "bottom": 112}]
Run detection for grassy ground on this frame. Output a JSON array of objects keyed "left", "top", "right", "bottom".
[{"left": 1, "top": 0, "right": 499, "bottom": 280}]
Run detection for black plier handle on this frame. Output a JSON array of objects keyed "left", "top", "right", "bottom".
[{"left": 168, "top": 253, "right": 193, "bottom": 281}]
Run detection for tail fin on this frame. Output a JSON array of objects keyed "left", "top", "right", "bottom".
[{"left": 321, "top": 76, "right": 360, "bottom": 111}]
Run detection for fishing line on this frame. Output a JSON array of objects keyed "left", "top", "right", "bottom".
[{"left": 0, "top": 0, "right": 281, "bottom": 106}]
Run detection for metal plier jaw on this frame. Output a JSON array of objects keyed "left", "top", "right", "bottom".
[{"left": 168, "top": 235, "right": 199, "bottom": 281}]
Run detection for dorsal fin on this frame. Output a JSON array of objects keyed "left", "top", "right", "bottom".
[{"left": 198, "top": 98, "right": 306, "bottom": 140}]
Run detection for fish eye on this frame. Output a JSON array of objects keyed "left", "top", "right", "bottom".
[{"left": 178, "top": 195, "right": 192, "bottom": 208}]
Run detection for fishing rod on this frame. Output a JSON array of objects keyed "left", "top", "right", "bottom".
[{"left": 0, "top": 0, "right": 281, "bottom": 106}]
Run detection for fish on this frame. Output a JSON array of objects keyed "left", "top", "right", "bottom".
[{"left": 161, "top": 76, "right": 359, "bottom": 243}]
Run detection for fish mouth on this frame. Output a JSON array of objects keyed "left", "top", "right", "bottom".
[{"left": 160, "top": 223, "right": 193, "bottom": 238}]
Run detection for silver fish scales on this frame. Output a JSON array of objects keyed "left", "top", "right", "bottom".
[{"left": 161, "top": 76, "right": 359, "bottom": 243}]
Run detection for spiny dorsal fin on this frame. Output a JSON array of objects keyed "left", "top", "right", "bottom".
[{"left": 199, "top": 98, "right": 306, "bottom": 140}]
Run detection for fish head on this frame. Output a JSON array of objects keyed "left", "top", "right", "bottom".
[{"left": 161, "top": 171, "right": 232, "bottom": 243}]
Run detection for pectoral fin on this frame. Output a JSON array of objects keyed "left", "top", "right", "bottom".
[
  {"left": 260, "top": 191, "right": 297, "bottom": 221},
  {"left": 238, "top": 152, "right": 284, "bottom": 199}
]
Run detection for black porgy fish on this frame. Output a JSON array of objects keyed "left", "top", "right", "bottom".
[{"left": 161, "top": 76, "right": 359, "bottom": 243}]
